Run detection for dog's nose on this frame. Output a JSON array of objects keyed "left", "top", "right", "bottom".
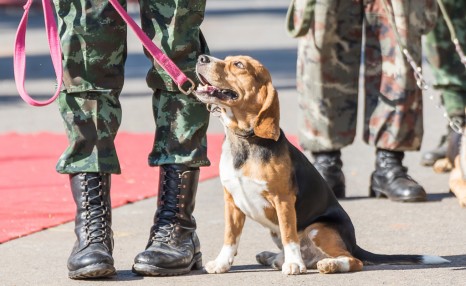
[{"left": 198, "top": 55, "right": 210, "bottom": 64}]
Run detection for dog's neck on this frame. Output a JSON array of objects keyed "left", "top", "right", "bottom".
[{"left": 220, "top": 107, "right": 258, "bottom": 139}]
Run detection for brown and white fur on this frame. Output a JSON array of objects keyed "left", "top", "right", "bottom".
[{"left": 194, "top": 55, "right": 449, "bottom": 275}]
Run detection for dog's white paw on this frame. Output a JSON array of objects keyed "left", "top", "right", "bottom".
[
  {"left": 281, "top": 261, "right": 306, "bottom": 275},
  {"left": 204, "top": 260, "right": 231, "bottom": 274}
]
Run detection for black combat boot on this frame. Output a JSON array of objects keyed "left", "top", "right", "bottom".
[
  {"left": 132, "top": 164, "right": 202, "bottom": 276},
  {"left": 67, "top": 173, "right": 115, "bottom": 279},
  {"left": 370, "top": 149, "right": 427, "bottom": 202},
  {"left": 420, "top": 128, "right": 451, "bottom": 166},
  {"left": 312, "top": 150, "right": 346, "bottom": 198},
  {"left": 421, "top": 116, "right": 464, "bottom": 166}
]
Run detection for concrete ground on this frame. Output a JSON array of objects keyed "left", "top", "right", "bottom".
[{"left": 0, "top": 1, "right": 465, "bottom": 285}]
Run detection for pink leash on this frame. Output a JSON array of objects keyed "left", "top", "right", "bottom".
[
  {"left": 14, "top": 0, "right": 62, "bottom": 107},
  {"left": 14, "top": 0, "right": 195, "bottom": 107},
  {"left": 107, "top": 0, "right": 195, "bottom": 95}
]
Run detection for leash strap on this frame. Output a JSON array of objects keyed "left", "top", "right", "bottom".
[
  {"left": 107, "top": 0, "right": 195, "bottom": 95},
  {"left": 14, "top": 0, "right": 195, "bottom": 107},
  {"left": 14, "top": 0, "right": 63, "bottom": 107},
  {"left": 286, "top": 0, "right": 316, "bottom": 38}
]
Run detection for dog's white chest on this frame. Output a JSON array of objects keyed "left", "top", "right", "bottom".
[{"left": 219, "top": 143, "right": 279, "bottom": 232}]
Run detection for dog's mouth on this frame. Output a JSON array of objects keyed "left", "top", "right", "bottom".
[{"left": 195, "top": 73, "right": 238, "bottom": 101}]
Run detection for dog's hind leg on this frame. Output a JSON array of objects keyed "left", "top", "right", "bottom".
[
  {"left": 256, "top": 231, "right": 284, "bottom": 269},
  {"left": 256, "top": 231, "right": 284, "bottom": 270},
  {"left": 305, "top": 223, "right": 363, "bottom": 274},
  {"left": 256, "top": 251, "right": 284, "bottom": 270}
]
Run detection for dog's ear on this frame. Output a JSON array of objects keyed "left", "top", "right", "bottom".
[{"left": 254, "top": 82, "right": 280, "bottom": 141}]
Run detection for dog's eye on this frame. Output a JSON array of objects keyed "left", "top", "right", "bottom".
[{"left": 234, "top": 61, "right": 245, "bottom": 69}]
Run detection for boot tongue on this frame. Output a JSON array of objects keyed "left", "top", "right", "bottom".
[
  {"left": 84, "top": 174, "right": 107, "bottom": 242},
  {"left": 157, "top": 169, "right": 181, "bottom": 226}
]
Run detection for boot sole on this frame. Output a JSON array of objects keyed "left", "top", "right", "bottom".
[
  {"left": 132, "top": 252, "right": 202, "bottom": 276},
  {"left": 69, "top": 263, "right": 116, "bottom": 279},
  {"left": 369, "top": 186, "right": 426, "bottom": 202}
]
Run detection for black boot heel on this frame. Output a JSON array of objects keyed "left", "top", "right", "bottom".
[
  {"left": 192, "top": 253, "right": 203, "bottom": 270},
  {"left": 369, "top": 187, "right": 385, "bottom": 198}
]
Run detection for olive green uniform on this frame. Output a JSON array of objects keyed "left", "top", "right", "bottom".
[{"left": 53, "top": 0, "right": 210, "bottom": 174}]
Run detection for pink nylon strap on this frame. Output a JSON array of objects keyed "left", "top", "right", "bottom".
[
  {"left": 14, "top": 0, "right": 194, "bottom": 107},
  {"left": 108, "top": 0, "right": 195, "bottom": 94},
  {"left": 14, "top": 0, "right": 63, "bottom": 107}
]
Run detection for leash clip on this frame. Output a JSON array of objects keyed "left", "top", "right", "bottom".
[
  {"left": 178, "top": 78, "right": 196, "bottom": 95},
  {"left": 206, "top": 104, "right": 222, "bottom": 117}
]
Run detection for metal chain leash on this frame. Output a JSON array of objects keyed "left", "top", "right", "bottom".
[
  {"left": 437, "top": 0, "right": 466, "bottom": 67},
  {"left": 381, "top": 0, "right": 464, "bottom": 134}
]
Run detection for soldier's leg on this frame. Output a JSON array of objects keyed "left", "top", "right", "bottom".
[
  {"left": 364, "top": 0, "right": 432, "bottom": 202},
  {"left": 132, "top": 0, "right": 209, "bottom": 276},
  {"left": 422, "top": 0, "right": 466, "bottom": 166},
  {"left": 54, "top": 0, "right": 127, "bottom": 279},
  {"left": 296, "top": 0, "right": 363, "bottom": 197}
]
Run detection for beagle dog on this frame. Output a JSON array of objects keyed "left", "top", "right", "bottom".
[{"left": 194, "top": 55, "right": 449, "bottom": 275}]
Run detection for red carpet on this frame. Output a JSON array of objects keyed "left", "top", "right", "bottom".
[
  {"left": 0, "top": 132, "right": 224, "bottom": 243},
  {"left": 0, "top": 132, "right": 299, "bottom": 244}
]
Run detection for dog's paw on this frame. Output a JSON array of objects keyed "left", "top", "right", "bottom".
[
  {"left": 281, "top": 261, "right": 306, "bottom": 275},
  {"left": 433, "top": 158, "right": 453, "bottom": 173},
  {"left": 256, "top": 251, "right": 277, "bottom": 266},
  {"left": 204, "top": 260, "right": 231, "bottom": 274},
  {"left": 317, "top": 258, "right": 340, "bottom": 274}
]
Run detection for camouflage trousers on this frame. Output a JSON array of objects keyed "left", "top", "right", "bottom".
[
  {"left": 425, "top": 0, "right": 466, "bottom": 118},
  {"left": 53, "top": 0, "right": 210, "bottom": 174},
  {"left": 296, "top": 0, "right": 438, "bottom": 152}
]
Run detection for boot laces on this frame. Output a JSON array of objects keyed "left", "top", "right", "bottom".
[
  {"left": 82, "top": 174, "right": 108, "bottom": 244},
  {"left": 151, "top": 167, "right": 182, "bottom": 242}
]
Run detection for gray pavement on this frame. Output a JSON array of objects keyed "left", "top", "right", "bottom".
[{"left": 1, "top": 1, "right": 465, "bottom": 285}]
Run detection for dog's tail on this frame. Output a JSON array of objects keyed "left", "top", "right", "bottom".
[{"left": 354, "top": 246, "right": 450, "bottom": 265}]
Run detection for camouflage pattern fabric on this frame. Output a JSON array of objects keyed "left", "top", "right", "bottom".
[
  {"left": 53, "top": 0, "right": 210, "bottom": 174},
  {"left": 425, "top": 0, "right": 466, "bottom": 118},
  {"left": 295, "top": 0, "right": 438, "bottom": 152}
]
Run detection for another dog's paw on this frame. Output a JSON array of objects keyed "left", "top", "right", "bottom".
[
  {"left": 281, "top": 261, "right": 306, "bottom": 275},
  {"left": 204, "top": 260, "right": 231, "bottom": 274},
  {"left": 433, "top": 158, "right": 453, "bottom": 173},
  {"left": 317, "top": 258, "right": 339, "bottom": 274}
]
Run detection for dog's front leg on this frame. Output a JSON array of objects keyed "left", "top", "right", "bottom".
[
  {"left": 275, "top": 195, "right": 306, "bottom": 275},
  {"left": 205, "top": 189, "right": 246, "bottom": 274}
]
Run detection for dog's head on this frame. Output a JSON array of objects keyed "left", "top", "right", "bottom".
[{"left": 195, "top": 55, "right": 280, "bottom": 141}]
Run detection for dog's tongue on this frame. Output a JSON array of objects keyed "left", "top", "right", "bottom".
[{"left": 196, "top": 84, "right": 218, "bottom": 94}]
